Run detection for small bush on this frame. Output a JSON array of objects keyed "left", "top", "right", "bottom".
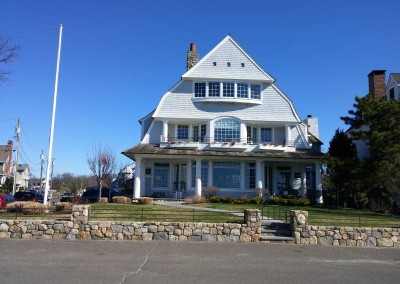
[
  {"left": 267, "top": 197, "right": 310, "bottom": 206},
  {"left": 253, "top": 188, "right": 269, "bottom": 198},
  {"left": 6, "top": 202, "right": 48, "bottom": 214},
  {"left": 112, "top": 196, "right": 132, "bottom": 204},
  {"left": 202, "top": 186, "right": 219, "bottom": 200},
  {"left": 100, "top": 197, "right": 108, "bottom": 203},
  {"left": 54, "top": 202, "right": 73, "bottom": 212},
  {"left": 185, "top": 195, "right": 207, "bottom": 204},
  {"left": 250, "top": 197, "right": 265, "bottom": 205},
  {"left": 138, "top": 197, "right": 153, "bottom": 205}
]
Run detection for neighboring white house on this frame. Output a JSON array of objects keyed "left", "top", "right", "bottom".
[
  {"left": 123, "top": 35, "right": 323, "bottom": 202},
  {"left": 113, "top": 164, "right": 135, "bottom": 191},
  {"left": 15, "top": 164, "right": 30, "bottom": 189},
  {"left": 387, "top": 73, "right": 400, "bottom": 101}
]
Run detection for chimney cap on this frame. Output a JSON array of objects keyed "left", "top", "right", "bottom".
[
  {"left": 368, "top": 70, "right": 386, "bottom": 77},
  {"left": 190, "top": 43, "right": 196, "bottom": 52},
  {"left": 307, "top": 114, "right": 312, "bottom": 118}
]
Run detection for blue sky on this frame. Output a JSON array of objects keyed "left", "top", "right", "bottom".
[{"left": 1, "top": 0, "right": 399, "bottom": 177}]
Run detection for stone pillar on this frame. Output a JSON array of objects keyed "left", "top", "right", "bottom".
[
  {"left": 195, "top": 159, "right": 202, "bottom": 196},
  {"left": 244, "top": 209, "right": 261, "bottom": 242},
  {"left": 134, "top": 157, "right": 142, "bottom": 199},
  {"left": 315, "top": 162, "right": 323, "bottom": 204},
  {"left": 71, "top": 205, "right": 90, "bottom": 223},
  {"left": 290, "top": 210, "right": 308, "bottom": 244}
]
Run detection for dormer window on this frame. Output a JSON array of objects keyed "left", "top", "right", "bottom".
[
  {"left": 209, "top": 82, "right": 220, "bottom": 97},
  {"left": 194, "top": 82, "right": 206, "bottom": 97},
  {"left": 250, "top": 84, "right": 261, "bottom": 99},
  {"left": 223, "top": 82, "right": 234, "bottom": 97}
]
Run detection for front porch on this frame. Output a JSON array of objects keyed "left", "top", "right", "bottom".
[{"left": 129, "top": 154, "right": 322, "bottom": 203}]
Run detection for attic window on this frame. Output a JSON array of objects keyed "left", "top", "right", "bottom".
[
  {"left": 241, "top": 63, "right": 245, "bottom": 67},
  {"left": 213, "top": 62, "right": 217, "bottom": 66},
  {"left": 227, "top": 62, "right": 231, "bottom": 67}
]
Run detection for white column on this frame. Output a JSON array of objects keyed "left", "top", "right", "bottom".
[
  {"left": 240, "top": 122, "right": 247, "bottom": 143},
  {"left": 208, "top": 161, "right": 213, "bottom": 186},
  {"left": 187, "top": 160, "right": 192, "bottom": 191},
  {"left": 285, "top": 124, "right": 291, "bottom": 146},
  {"left": 208, "top": 120, "right": 214, "bottom": 143},
  {"left": 256, "top": 160, "right": 263, "bottom": 189},
  {"left": 315, "top": 162, "right": 323, "bottom": 204},
  {"left": 240, "top": 162, "right": 245, "bottom": 190},
  {"left": 301, "top": 168, "right": 307, "bottom": 198},
  {"left": 272, "top": 166, "right": 276, "bottom": 195},
  {"left": 162, "top": 120, "right": 169, "bottom": 142},
  {"left": 188, "top": 125, "right": 193, "bottom": 141},
  {"left": 195, "top": 159, "right": 202, "bottom": 196},
  {"left": 134, "top": 157, "right": 142, "bottom": 199}
]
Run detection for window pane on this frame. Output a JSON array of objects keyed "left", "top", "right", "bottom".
[
  {"left": 237, "top": 83, "right": 248, "bottom": 98},
  {"left": 209, "top": 82, "right": 220, "bottom": 97},
  {"left": 213, "top": 162, "right": 240, "bottom": 188},
  {"left": 154, "top": 164, "right": 169, "bottom": 187},
  {"left": 223, "top": 82, "right": 234, "bottom": 97},
  {"left": 177, "top": 125, "right": 189, "bottom": 140},
  {"left": 260, "top": 128, "right": 272, "bottom": 142},
  {"left": 194, "top": 82, "right": 206, "bottom": 97},
  {"left": 214, "top": 118, "right": 241, "bottom": 142},
  {"left": 245, "top": 163, "right": 256, "bottom": 189},
  {"left": 191, "top": 161, "right": 208, "bottom": 188},
  {"left": 247, "top": 126, "right": 257, "bottom": 144},
  {"left": 250, "top": 84, "right": 261, "bottom": 99}
]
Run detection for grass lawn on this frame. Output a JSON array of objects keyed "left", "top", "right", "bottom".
[{"left": 191, "top": 203, "right": 400, "bottom": 228}]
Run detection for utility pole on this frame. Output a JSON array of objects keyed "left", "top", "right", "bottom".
[
  {"left": 50, "top": 157, "right": 56, "bottom": 189},
  {"left": 39, "top": 150, "right": 44, "bottom": 191},
  {"left": 12, "top": 118, "right": 20, "bottom": 195}
]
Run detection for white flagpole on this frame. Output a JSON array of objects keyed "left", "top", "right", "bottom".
[{"left": 44, "top": 24, "right": 63, "bottom": 205}]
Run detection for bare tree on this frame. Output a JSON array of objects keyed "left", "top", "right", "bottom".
[
  {"left": 0, "top": 37, "right": 19, "bottom": 83},
  {"left": 87, "top": 144, "right": 116, "bottom": 202}
]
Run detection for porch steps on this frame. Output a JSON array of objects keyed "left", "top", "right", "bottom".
[{"left": 260, "top": 221, "right": 294, "bottom": 244}]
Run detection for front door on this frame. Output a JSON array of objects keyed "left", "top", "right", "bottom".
[{"left": 173, "top": 163, "right": 187, "bottom": 198}]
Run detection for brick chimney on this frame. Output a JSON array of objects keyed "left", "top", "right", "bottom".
[
  {"left": 368, "top": 70, "right": 386, "bottom": 99},
  {"left": 186, "top": 43, "right": 199, "bottom": 71}
]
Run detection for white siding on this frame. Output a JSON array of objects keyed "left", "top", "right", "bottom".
[
  {"left": 291, "top": 124, "right": 308, "bottom": 149},
  {"left": 147, "top": 121, "right": 163, "bottom": 144},
  {"left": 183, "top": 38, "right": 273, "bottom": 82},
  {"left": 274, "top": 127, "right": 285, "bottom": 144},
  {"left": 154, "top": 81, "right": 298, "bottom": 123}
]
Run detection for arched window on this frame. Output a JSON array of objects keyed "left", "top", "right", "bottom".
[{"left": 214, "top": 118, "right": 241, "bottom": 142}]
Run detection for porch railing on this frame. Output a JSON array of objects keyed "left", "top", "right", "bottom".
[{"left": 160, "top": 136, "right": 290, "bottom": 146}]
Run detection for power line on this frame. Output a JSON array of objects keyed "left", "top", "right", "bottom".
[
  {"left": 0, "top": 117, "right": 17, "bottom": 124},
  {"left": 21, "top": 127, "right": 40, "bottom": 151},
  {"left": 19, "top": 142, "right": 40, "bottom": 165}
]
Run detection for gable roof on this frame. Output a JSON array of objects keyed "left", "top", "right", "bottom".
[
  {"left": 17, "top": 164, "right": 29, "bottom": 172},
  {"left": 0, "top": 145, "right": 11, "bottom": 162},
  {"left": 182, "top": 35, "right": 275, "bottom": 82},
  {"left": 390, "top": 73, "right": 400, "bottom": 84}
]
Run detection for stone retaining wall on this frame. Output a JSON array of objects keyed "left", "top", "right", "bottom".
[
  {"left": 0, "top": 206, "right": 261, "bottom": 242},
  {"left": 291, "top": 210, "right": 400, "bottom": 248}
]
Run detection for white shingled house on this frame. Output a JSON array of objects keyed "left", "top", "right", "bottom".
[{"left": 123, "top": 35, "right": 323, "bottom": 202}]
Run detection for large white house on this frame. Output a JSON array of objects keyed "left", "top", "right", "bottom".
[{"left": 123, "top": 35, "right": 323, "bottom": 202}]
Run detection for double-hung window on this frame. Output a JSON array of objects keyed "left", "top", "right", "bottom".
[
  {"left": 177, "top": 125, "right": 189, "bottom": 140},
  {"left": 237, "top": 83, "right": 248, "bottom": 98},
  {"left": 223, "top": 82, "right": 234, "bottom": 97},
  {"left": 260, "top": 128, "right": 272, "bottom": 143},
  {"left": 250, "top": 84, "right": 261, "bottom": 99},
  {"left": 193, "top": 124, "right": 207, "bottom": 142},
  {"left": 194, "top": 82, "right": 206, "bottom": 97},
  {"left": 154, "top": 163, "right": 169, "bottom": 188},
  {"left": 208, "top": 82, "right": 220, "bottom": 97},
  {"left": 247, "top": 126, "right": 258, "bottom": 144}
]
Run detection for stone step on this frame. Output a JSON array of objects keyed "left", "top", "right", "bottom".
[
  {"left": 261, "top": 228, "right": 292, "bottom": 237},
  {"left": 260, "top": 235, "right": 295, "bottom": 243}
]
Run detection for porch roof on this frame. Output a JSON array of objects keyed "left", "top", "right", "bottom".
[{"left": 122, "top": 144, "right": 323, "bottom": 161}]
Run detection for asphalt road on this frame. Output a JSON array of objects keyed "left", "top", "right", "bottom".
[{"left": 0, "top": 240, "right": 399, "bottom": 284}]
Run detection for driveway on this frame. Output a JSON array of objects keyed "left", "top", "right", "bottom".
[{"left": 0, "top": 240, "right": 399, "bottom": 283}]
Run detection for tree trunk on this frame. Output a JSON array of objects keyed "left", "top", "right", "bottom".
[{"left": 98, "top": 180, "right": 102, "bottom": 203}]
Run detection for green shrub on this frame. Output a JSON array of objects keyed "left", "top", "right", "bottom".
[
  {"left": 267, "top": 197, "right": 310, "bottom": 206},
  {"left": 250, "top": 197, "right": 265, "bottom": 205},
  {"left": 210, "top": 196, "right": 222, "bottom": 203}
]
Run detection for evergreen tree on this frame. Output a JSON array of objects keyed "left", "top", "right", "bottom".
[
  {"left": 324, "top": 129, "right": 360, "bottom": 206},
  {"left": 342, "top": 95, "right": 400, "bottom": 212}
]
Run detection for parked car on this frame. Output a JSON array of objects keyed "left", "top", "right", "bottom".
[
  {"left": 0, "top": 194, "right": 16, "bottom": 209},
  {"left": 81, "top": 187, "right": 125, "bottom": 203},
  {"left": 60, "top": 192, "right": 73, "bottom": 202},
  {"left": 14, "top": 191, "right": 44, "bottom": 203}
]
